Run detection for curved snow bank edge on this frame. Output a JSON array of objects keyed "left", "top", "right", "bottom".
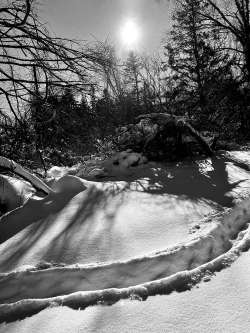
[
  {"left": 1, "top": 196, "right": 250, "bottom": 323},
  {"left": 0, "top": 224, "right": 250, "bottom": 324},
  {"left": 0, "top": 198, "right": 246, "bottom": 304}
]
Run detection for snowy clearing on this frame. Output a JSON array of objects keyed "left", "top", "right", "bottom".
[{"left": 1, "top": 151, "right": 250, "bottom": 323}]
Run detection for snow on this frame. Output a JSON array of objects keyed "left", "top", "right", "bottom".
[
  {"left": 47, "top": 151, "right": 148, "bottom": 180},
  {"left": 1, "top": 151, "right": 250, "bottom": 328},
  {"left": 0, "top": 175, "right": 35, "bottom": 214},
  {"left": 0, "top": 175, "right": 87, "bottom": 244},
  {"left": 2, "top": 252, "right": 250, "bottom": 332},
  {"left": 47, "top": 166, "right": 69, "bottom": 179},
  {"left": 1, "top": 194, "right": 250, "bottom": 321}
]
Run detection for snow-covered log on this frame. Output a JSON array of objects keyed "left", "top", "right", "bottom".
[
  {"left": 183, "top": 121, "right": 214, "bottom": 156},
  {"left": 0, "top": 156, "right": 52, "bottom": 194}
]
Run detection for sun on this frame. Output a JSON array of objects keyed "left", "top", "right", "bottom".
[{"left": 120, "top": 18, "right": 141, "bottom": 50}]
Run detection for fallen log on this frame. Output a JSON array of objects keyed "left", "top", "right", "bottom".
[
  {"left": 0, "top": 156, "right": 52, "bottom": 195},
  {"left": 182, "top": 122, "right": 214, "bottom": 156}
]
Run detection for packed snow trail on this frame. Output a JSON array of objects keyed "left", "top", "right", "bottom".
[
  {"left": 3, "top": 251, "right": 250, "bottom": 333},
  {"left": 1, "top": 151, "right": 250, "bottom": 322}
]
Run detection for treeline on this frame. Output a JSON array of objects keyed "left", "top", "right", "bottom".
[{"left": 1, "top": 0, "right": 250, "bottom": 167}]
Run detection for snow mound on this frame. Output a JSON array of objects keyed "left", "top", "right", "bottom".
[
  {"left": 47, "top": 166, "right": 69, "bottom": 179},
  {"left": 0, "top": 175, "right": 35, "bottom": 215},
  {"left": 107, "top": 151, "right": 147, "bottom": 169},
  {"left": 0, "top": 174, "right": 87, "bottom": 245},
  {"left": 47, "top": 151, "right": 148, "bottom": 180}
]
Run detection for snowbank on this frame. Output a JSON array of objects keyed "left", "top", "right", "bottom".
[
  {"left": 0, "top": 175, "right": 87, "bottom": 244},
  {"left": 0, "top": 175, "right": 35, "bottom": 215}
]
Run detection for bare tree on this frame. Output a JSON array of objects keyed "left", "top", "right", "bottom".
[
  {"left": 139, "top": 55, "right": 166, "bottom": 111},
  {"left": 90, "top": 42, "right": 125, "bottom": 100},
  {"left": 123, "top": 52, "right": 142, "bottom": 106},
  {"left": 0, "top": 0, "right": 98, "bottom": 121},
  {"left": 201, "top": 0, "right": 250, "bottom": 82}
]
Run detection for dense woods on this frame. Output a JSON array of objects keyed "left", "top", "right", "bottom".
[{"left": 1, "top": 0, "right": 250, "bottom": 168}]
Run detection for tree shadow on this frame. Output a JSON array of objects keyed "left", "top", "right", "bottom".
[
  {"left": 0, "top": 152, "right": 249, "bottom": 272},
  {"left": 41, "top": 183, "right": 126, "bottom": 264},
  {"left": 0, "top": 182, "right": 125, "bottom": 272},
  {"left": 99, "top": 153, "right": 250, "bottom": 208},
  {"left": 0, "top": 181, "right": 86, "bottom": 271}
]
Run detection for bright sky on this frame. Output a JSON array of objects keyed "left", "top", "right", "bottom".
[{"left": 40, "top": 0, "right": 172, "bottom": 57}]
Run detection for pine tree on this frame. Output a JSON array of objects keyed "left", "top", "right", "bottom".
[
  {"left": 123, "top": 52, "right": 141, "bottom": 106},
  {"left": 164, "top": 0, "right": 230, "bottom": 112}
]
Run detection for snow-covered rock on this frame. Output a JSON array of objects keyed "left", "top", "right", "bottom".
[
  {"left": 47, "top": 166, "right": 71, "bottom": 180},
  {"left": 46, "top": 151, "right": 148, "bottom": 181},
  {"left": 108, "top": 151, "right": 147, "bottom": 169}
]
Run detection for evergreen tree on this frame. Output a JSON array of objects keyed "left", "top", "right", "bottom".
[
  {"left": 123, "top": 52, "right": 142, "bottom": 106},
  {"left": 164, "top": 0, "right": 230, "bottom": 114}
]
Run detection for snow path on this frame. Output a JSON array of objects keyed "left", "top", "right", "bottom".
[
  {"left": 1, "top": 152, "right": 250, "bottom": 323},
  {"left": 2, "top": 251, "right": 250, "bottom": 333}
]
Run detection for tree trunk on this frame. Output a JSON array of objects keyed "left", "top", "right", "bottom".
[{"left": 182, "top": 122, "right": 214, "bottom": 156}]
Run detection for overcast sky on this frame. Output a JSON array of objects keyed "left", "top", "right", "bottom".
[{"left": 41, "top": 0, "right": 172, "bottom": 57}]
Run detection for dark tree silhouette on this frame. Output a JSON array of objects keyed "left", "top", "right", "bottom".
[
  {"left": 0, "top": 0, "right": 97, "bottom": 121},
  {"left": 202, "top": 0, "right": 250, "bottom": 82},
  {"left": 164, "top": 0, "right": 230, "bottom": 111}
]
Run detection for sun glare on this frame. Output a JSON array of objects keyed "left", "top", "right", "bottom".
[{"left": 120, "top": 18, "right": 141, "bottom": 50}]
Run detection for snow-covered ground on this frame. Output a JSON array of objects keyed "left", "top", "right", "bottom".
[
  {"left": 1, "top": 150, "right": 250, "bottom": 330},
  {"left": 2, "top": 251, "right": 250, "bottom": 333}
]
